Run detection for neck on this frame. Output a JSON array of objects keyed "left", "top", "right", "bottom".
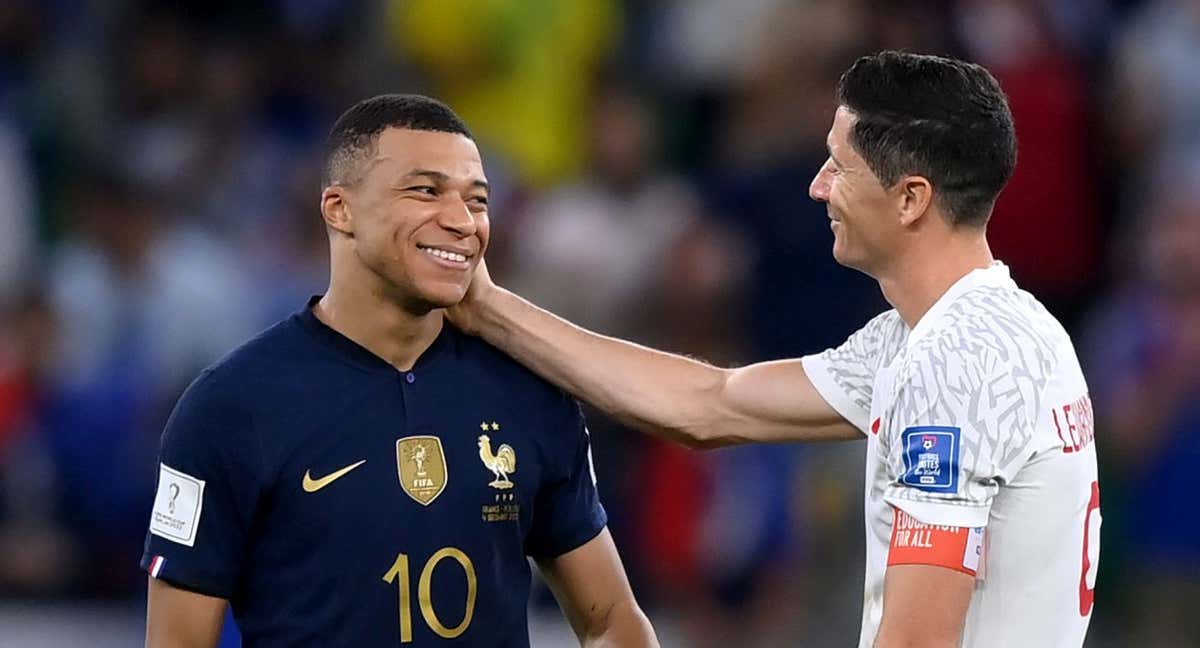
[
  {"left": 877, "top": 231, "right": 994, "bottom": 328},
  {"left": 316, "top": 260, "right": 443, "bottom": 371}
]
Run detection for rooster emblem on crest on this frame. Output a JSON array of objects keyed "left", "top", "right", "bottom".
[{"left": 478, "top": 434, "right": 516, "bottom": 489}]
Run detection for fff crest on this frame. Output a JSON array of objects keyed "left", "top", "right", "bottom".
[{"left": 396, "top": 435, "right": 448, "bottom": 506}]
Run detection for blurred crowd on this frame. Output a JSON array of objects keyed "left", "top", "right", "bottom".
[{"left": 0, "top": 0, "right": 1197, "bottom": 645}]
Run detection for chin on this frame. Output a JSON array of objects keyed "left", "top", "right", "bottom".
[
  {"left": 831, "top": 242, "right": 868, "bottom": 274},
  {"left": 417, "top": 283, "right": 468, "bottom": 310}
]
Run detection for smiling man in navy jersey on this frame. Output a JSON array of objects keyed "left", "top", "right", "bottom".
[{"left": 141, "top": 94, "right": 657, "bottom": 647}]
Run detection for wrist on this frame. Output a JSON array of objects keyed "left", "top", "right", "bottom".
[{"left": 471, "top": 284, "right": 512, "bottom": 341}]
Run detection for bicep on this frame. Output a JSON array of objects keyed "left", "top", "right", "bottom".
[
  {"left": 713, "top": 358, "right": 862, "bottom": 445},
  {"left": 146, "top": 577, "right": 227, "bottom": 648},
  {"left": 875, "top": 564, "right": 973, "bottom": 648},
  {"left": 535, "top": 528, "right": 643, "bottom": 640}
]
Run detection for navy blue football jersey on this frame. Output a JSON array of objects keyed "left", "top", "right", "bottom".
[{"left": 142, "top": 301, "right": 607, "bottom": 646}]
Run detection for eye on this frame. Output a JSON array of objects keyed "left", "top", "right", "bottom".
[
  {"left": 406, "top": 185, "right": 438, "bottom": 196},
  {"left": 468, "top": 196, "right": 489, "bottom": 207}
]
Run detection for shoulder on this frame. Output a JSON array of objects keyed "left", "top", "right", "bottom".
[
  {"left": 906, "top": 284, "right": 1071, "bottom": 394},
  {"left": 446, "top": 325, "right": 581, "bottom": 416},
  {"left": 862, "top": 308, "right": 906, "bottom": 340},
  {"left": 175, "top": 314, "right": 324, "bottom": 412},
  {"left": 830, "top": 308, "right": 906, "bottom": 357}
]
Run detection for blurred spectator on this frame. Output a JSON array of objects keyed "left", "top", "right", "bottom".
[
  {"left": 500, "top": 84, "right": 732, "bottom": 339},
  {"left": 681, "top": 4, "right": 884, "bottom": 645},
  {"left": 1082, "top": 165, "right": 1200, "bottom": 646},
  {"left": 497, "top": 84, "right": 747, "bottom": 630},
  {"left": 0, "top": 121, "right": 36, "bottom": 303},
  {"left": 389, "top": 0, "right": 622, "bottom": 187},
  {"left": 0, "top": 291, "right": 72, "bottom": 596},
  {"left": 42, "top": 171, "right": 254, "bottom": 595},
  {"left": 709, "top": 0, "right": 881, "bottom": 360},
  {"left": 955, "top": 0, "right": 1104, "bottom": 328},
  {"left": 1109, "top": 0, "right": 1200, "bottom": 184}
]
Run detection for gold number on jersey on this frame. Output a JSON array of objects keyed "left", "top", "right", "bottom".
[{"left": 383, "top": 547, "right": 478, "bottom": 642}]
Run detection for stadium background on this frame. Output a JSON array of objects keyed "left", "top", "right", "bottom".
[{"left": 0, "top": 0, "right": 1197, "bottom": 645}]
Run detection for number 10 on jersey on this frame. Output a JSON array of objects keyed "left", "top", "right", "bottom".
[{"left": 383, "top": 548, "right": 478, "bottom": 642}]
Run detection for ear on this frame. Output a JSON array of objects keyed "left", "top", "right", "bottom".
[
  {"left": 896, "top": 175, "right": 934, "bottom": 227},
  {"left": 321, "top": 186, "right": 354, "bottom": 235}
]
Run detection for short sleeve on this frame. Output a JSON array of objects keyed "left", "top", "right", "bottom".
[
  {"left": 802, "top": 311, "right": 902, "bottom": 434},
  {"left": 525, "top": 399, "right": 607, "bottom": 559},
  {"left": 140, "top": 369, "right": 261, "bottom": 599},
  {"left": 883, "top": 340, "right": 1037, "bottom": 528}
]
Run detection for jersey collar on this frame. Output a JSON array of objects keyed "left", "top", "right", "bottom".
[
  {"left": 904, "top": 261, "right": 1015, "bottom": 352},
  {"left": 296, "top": 296, "right": 455, "bottom": 373}
]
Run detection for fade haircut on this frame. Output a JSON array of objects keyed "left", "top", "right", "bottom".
[
  {"left": 836, "top": 51, "right": 1017, "bottom": 227},
  {"left": 323, "top": 94, "right": 473, "bottom": 187}
]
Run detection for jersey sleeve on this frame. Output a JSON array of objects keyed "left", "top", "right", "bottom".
[
  {"left": 140, "top": 368, "right": 262, "bottom": 599},
  {"left": 882, "top": 338, "right": 1037, "bottom": 528},
  {"left": 801, "top": 311, "right": 900, "bottom": 434},
  {"left": 524, "top": 397, "right": 607, "bottom": 559}
]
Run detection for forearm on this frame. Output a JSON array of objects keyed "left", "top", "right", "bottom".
[
  {"left": 582, "top": 599, "right": 659, "bottom": 648},
  {"left": 476, "top": 287, "right": 730, "bottom": 447}
]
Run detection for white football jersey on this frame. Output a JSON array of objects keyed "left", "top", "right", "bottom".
[{"left": 803, "top": 262, "right": 1099, "bottom": 648}]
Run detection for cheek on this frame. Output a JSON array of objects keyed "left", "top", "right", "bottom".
[{"left": 476, "top": 216, "right": 491, "bottom": 251}]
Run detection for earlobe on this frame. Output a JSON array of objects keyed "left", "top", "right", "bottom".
[{"left": 321, "top": 188, "right": 354, "bottom": 235}]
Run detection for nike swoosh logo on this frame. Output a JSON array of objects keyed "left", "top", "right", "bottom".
[{"left": 303, "top": 460, "right": 367, "bottom": 493}]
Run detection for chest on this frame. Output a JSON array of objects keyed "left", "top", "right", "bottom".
[
  {"left": 258, "top": 381, "right": 554, "bottom": 558},
  {"left": 866, "top": 353, "right": 905, "bottom": 467}
]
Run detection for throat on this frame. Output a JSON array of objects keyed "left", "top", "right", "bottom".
[{"left": 314, "top": 292, "right": 444, "bottom": 371}]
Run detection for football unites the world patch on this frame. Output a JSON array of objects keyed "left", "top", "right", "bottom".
[{"left": 900, "top": 426, "right": 961, "bottom": 493}]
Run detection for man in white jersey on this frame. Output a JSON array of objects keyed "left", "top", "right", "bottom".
[{"left": 450, "top": 51, "right": 1099, "bottom": 647}]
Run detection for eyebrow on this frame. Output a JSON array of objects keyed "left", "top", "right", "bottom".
[
  {"left": 402, "top": 168, "right": 489, "bottom": 192},
  {"left": 826, "top": 145, "right": 845, "bottom": 169}
]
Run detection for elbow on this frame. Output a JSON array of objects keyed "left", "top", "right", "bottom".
[
  {"left": 673, "top": 423, "right": 733, "bottom": 451},
  {"left": 874, "top": 629, "right": 960, "bottom": 648},
  {"left": 583, "top": 599, "right": 658, "bottom": 648},
  {"left": 669, "top": 372, "right": 739, "bottom": 451},
  {"left": 876, "top": 641, "right": 957, "bottom": 648}
]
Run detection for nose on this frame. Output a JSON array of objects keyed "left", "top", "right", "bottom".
[
  {"left": 438, "top": 197, "right": 479, "bottom": 237},
  {"left": 809, "top": 165, "right": 831, "bottom": 202}
]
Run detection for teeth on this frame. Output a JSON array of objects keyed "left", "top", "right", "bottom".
[{"left": 420, "top": 246, "right": 467, "bottom": 263}]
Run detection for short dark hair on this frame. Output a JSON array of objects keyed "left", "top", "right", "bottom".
[
  {"left": 323, "top": 94, "right": 473, "bottom": 187},
  {"left": 836, "top": 51, "right": 1017, "bottom": 227}
]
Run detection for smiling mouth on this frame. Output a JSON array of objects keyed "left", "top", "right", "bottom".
[{"left": 417, "top": 245, "right": 472, "bottom": 263}]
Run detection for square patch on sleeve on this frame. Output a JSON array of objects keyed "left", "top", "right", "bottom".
[
  {"left": 150, "top": 464, "right": 205, "bottom": 547},
  {"left": 900, "top": 426, "right": 960, "bottom": 493}
]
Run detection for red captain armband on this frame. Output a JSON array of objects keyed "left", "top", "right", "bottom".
[{"left": 888, "top": 507, "right": 985, "bottom": 577}]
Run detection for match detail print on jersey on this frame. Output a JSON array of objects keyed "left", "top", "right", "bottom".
[
  {"left": 149, "top": 464, "right": 205, "bottom": 547},
  {"left": 888, "top": 507, "right": 984, "bottom": 576}
]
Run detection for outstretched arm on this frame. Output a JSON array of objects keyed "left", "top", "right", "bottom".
[{"left": 449, "top": 262, "right": 860, "bottom": 449}]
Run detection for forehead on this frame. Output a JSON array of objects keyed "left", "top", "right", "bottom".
[
  {"left": 827, "top": 106, "right": 857, "bottom": 150},
  {"left": 370, "top": 127, "right": 485, "bottom": 181}
]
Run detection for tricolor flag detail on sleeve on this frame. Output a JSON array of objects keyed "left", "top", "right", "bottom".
[{"left": 149, "top": 555, "right": 166, "bottom": 578}]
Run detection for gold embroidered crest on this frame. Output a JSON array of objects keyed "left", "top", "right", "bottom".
[{"left": 396, "top": 436, "right": 447, "bottom": 506}]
